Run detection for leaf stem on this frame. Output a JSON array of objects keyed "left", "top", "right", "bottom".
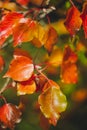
[
  {"left": 69, "top": 0, "right": 75, "bottom": 7},
  {"left": 0, "top": 95, "right": 7, "bottom": 104},
  {"left": 0, "top": 78, "right": 10, "bottom": 94}
]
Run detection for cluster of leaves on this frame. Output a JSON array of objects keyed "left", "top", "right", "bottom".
[{"left": 0, "top": 0, "right": 87, "bottom": 129}]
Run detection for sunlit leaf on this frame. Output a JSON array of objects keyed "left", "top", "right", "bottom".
[
  {"left": 61, "top": 46, "right": 78, "bottom": 84},
  {"left": 4, "top": 56, "right": 34, "bottom": 81},
  {"left": 32, "top": 25, "right": 58, "bottom": 53},
  {"left": 80, "top": 2, "right": 87, "bottom": 38},
  {"left": 0, "top": 103, "right": 21, "bottom": 129},
  {"left": 0, "top": 12, "right": 24, "bottom": 46},
  {"left": 38, "top": 80, "right": 67, "bottom": 126},
  {"left": 64, "top": 6, "right": 82, "bottom": 36},
  {"left": 32, "top": 23, "right": 46, "bottom": 48},
  {"left": 13, "top": 19, "right": 37, "bottom": 46},
  {"left": 17, "top": 79, "right": 36, "bottom": 95}
]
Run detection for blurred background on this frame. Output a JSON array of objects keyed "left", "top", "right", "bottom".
[{"left": 0, "top": 0, "right": 87, "bottom": 130}]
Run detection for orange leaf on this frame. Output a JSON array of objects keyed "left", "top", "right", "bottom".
[
  {"left": 64, "top": 6, "right": 82, "bottom": 36},
  {"left": 0, "top": 12, "right": 23, "bottom": 46},
  {"left": 4, "top": 56, "right": 34, "bottom": 81},
  {"left": 17, "top": 79, "right": 36, "bottom": 95},
  {"left": 0, "top": 103, "right": 21, "bottom": 129},
  {"left": 80, "top": 2, "right": 87, "bottom": 38},
  {"left": 63, "top": 46, "right": 78, "bottom": 63},
  {"left": 61, "top": 46, "right": 78, "bottom": 84},
  {"left": 38, "top": 80, "right": 67, "bottom": 126},
  {"left": 44, "top": 26, "right": 58, "bottom": 53},
  {"left": 61, "top": 63, "right": 78, "bottom": 84},
  {"left": 13, "top": 19, "right": 37, "bottom": 46}
]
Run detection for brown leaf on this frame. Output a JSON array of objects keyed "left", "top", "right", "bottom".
[{"left": 4, "top": 56, "right": 34, "bottom": 81}]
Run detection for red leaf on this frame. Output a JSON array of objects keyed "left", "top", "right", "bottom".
[
  {"left": 0, "top": 103, "right": 21, "bottom": 129},
  {"left": 64, "top": 6, "right": 82, "bottom": 36},
  {"left": 0, "top": 12, "right": 24, "bottom": 46},
  {"left": 16, "top": 0, "right": 30, "bottom": 5},
  {"left": 0, "top": 56, "right": 5, "bottom": 72},
  {"left": 61, "top": 46, "right": 78, "bottom": 84},
  {"left": 4, "top": 56, "right": 34, "bottom": 81},
  {"left": 80, "top": 2, "right": 87, "bottom": 38}
]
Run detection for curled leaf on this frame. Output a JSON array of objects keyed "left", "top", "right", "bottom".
[
  {"left": 38, "top": 80, "right": 67, "bottom": 126},
  {"left": 64, "top": 6, "right": 82, "bottom": 36},
  {"left": 0, "top": 103, "right": 21, "bottom": 129},
  {"left": 4, "top": 56, "right": 34, "bottom": 81}
]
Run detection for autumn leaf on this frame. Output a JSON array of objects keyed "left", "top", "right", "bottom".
[
  {"left": 44, "top": 26, "right": 58, "bottom": 53},
  {"left": 4, "top": 55, "right": 34, "bottom": 81},
  {"left": 32, "top": 25, "right": 58, "bottom": 53},
  {"left": 80, "top": 2, "right": 87, "bottom": 38},
  {"left": 31, "top": 23, "right": 46, "bottom": 48},
  {"left": 0, "top": 103, "right": 21, "bottom": 129},
  {"left": 0, "top": 12, "right": 24, "bottom": 46},
  {"left": 38, "top": 80, "right": 67, "bottom": 126},
  {"left": 61, "top": 46, "right": 78, "bottom": 84},
  {"left": 17, "top": 78, "right": 36, "bottom": 95},
  {"left": 16, "top": 0, "right": 30, "bottom": 5},
  {"left": 0, "top": 56, "right": 5, "bottom": 72},
  {"left": 64, "top": 6, "right": 82, "bottom": 36},
  {"left": 13, "top": 19, "right": 37, "bottom": 46},
  {"left": 14, "top": 48, "right": 31, "bottom": 58}
]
